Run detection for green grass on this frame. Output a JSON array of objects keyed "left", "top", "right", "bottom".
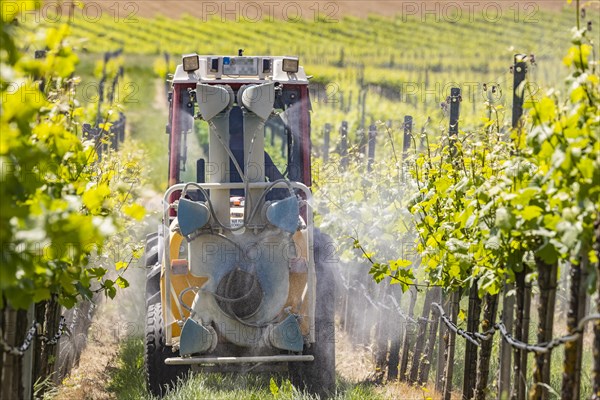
[
  {"left": 107, "top": 338, "right": 148, "bottom": 399},
  {"left": 107, "top": 338, "right": 389, "bottom": 400}
]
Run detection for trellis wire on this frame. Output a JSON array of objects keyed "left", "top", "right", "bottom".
[
  {"left": 0, "top": 315, "right": 68, "bottom": 356},
  {"left": 432, "top": 302, "right": 600, "bottom": 354}
]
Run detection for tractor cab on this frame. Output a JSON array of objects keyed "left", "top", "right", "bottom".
[
  {"left": 144, "top": 53, "right": 335, "bottom": 398},
  {"left": 166, "top": 54, "right": 312, "bottom": 189}
]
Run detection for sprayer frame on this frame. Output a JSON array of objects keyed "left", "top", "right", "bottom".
[
  {"left": 161, "top": 181, "right": 316, "bottom": 347},
  {"left": 160, "top": 61, "right": 316, "bottom": 350}
]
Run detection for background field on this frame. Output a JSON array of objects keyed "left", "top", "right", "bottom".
[{"left": 62, "top": 0, "right": 583, "bottom": 188}]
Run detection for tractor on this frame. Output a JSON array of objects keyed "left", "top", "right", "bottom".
[{"left": 143, "top": 53, "right": 336, "bottom": 398}]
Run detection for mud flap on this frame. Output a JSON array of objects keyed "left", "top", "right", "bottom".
[
  {"left": 179, "top": 318, "right": 217, "bottom": 357},
  {"left": 268, "top": 315, "right": 304, "bottom": 352}
]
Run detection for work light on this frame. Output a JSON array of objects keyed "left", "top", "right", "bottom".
[
  {"left": 282, "top": 57, "right": 299, "bottom": 73},
  {"left": 182, "top": 54, "right": 200, "bottom": 72}
]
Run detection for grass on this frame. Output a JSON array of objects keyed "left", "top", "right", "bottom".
[{"left": 107, "top": 338, "right": 393, "bottom": 400}]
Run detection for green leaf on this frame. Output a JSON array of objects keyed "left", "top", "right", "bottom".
[
  {"left": 532, "top": 97, "right": 556, "bottom": 123},
  {"left": 495, "top": 207, "right": 513, "bottom": 230},
  {"left": 115, "top": 276, "right": 129, "bottom": 289},
  {"left": 82, "top": 184, "right": 111, "bottom": 213},
  {"left": 88, "top": 267, "right": 107, "bottom": 279},
  {"left": 75, "top": 282, "right": 93, "bottom": 301},
  {"left": 449, "top": 263, "right": 461, "bottom": 279},
  {"left": 369, "top": 263, "right": 388, "bottom": 283},
  {"left": 115, "top": 261, "right": 128, "bottom": 271},
  {"left": 389, "top": 258, "right": 411, "bottom": 271},
  {"left": 33, "top": 288, "right": 51, "bottom": 302},
  {"left": 59, "top": 295, "right": 77, "bottom": 309},
  {"left": 521, "top": 205, "right": 543, "bottom": 221},
  {"left": 123, "top": 203, "right": 146, "bottom": 221},
  {"left": 103, "top": 279, "right": 117, "bottom": 299},
  {"left": 536, "top": 242, "right": 558, "bottom": 265}
]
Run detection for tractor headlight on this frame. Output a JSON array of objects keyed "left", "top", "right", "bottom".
[
  {"left": 182, "top": 54, "right": 200, "bottom": 72},
  {"left": 282, "top": 57, "right": 299, "bottom": 73}
]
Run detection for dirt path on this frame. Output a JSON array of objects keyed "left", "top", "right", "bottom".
[
  {"left": 53, "top": 301, "right": 128, "bottom": 400},
  {"left": 54, "top": 307, "right": 436, "bottom": 400}
]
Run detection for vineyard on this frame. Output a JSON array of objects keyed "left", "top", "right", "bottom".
[
  {"left": 66, "top": 3, "right": 576, "bottom": 128},
  {"left": 1, "top": 1, "right": 599, "bottom": 400}
]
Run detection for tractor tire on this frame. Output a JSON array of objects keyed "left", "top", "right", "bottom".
[
  {"left": 145, "top": 302, "right": 189, "bottom": 397},
  {"left": 145, "top": 232, "right": 162, "bottom": 307},
  {"left": 290, "top": 231, "right": 336, "bottom": 398}
]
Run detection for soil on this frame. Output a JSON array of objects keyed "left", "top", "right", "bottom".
[{"left": 52, "top": 301, "right": 122, "bottom": 400}]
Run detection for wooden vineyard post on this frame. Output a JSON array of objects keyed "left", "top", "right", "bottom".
[
  {"left": 444, "top": 95, "right": 461, "bottom": 399},
  {"left": 409, "top": 289, "right": 435, "bottom": 384},
  {"left": 511, "top": 54, "right": 528, "bottom": 129},
  {"left": 387, "top": 285, "right": 404, "bottom": 381},
  {"left": 513, "top": 272, "right": 532, "bottom": 400},
  {"left": 351, "top": 280, "right": 369, "bottom": 347},
  {"left": 1, "top": 307, "right": 18, "bottom": 399},
  {"left": 511, "top": 54, "right": 531, "bottom": 400},
  {"left": 34, "top": 298, "right": 62, "bottom": 390},
  {"left": 163, "top": 52, "right": 171, "bottom": 97},
  {"left": 474, "top": 294, "right": 499, "bottom": 400},
  {"left": 339, "top": 121, "right": 349, "bottom": 170},
  {"left": 374, "top": 284, "right": 390, "bottom": 383},
  {"left": 341, "top": 270, "right": 350, "bottom": 332},
  {"left": 448, "top": 87, "right": 461, "bottom": 156},
  {"left": 399, "top": 287, "right": 417, "bottom": 381},
  {"left": 561, "top": 255, "right": 589, "bottom": 399},
  {"left": 322, "top": 123, "right": 331, "bottom": 162},
  {"left": 463, "top": 282, "right": 482, "bottom": 400},
  {"left": 498, "top": 283, "right": 515, "bottom": 398},
  {"left": 347, "top": 90, "right": 352, "bottom": 112},
  {"left": 593, "top": 216, "right": 600, "bottom": 399},
  {"left": 346, "top": 280, "right": 357, "bottom": 338},
  {"left": 402, "top": 116, "right": 413, "bottom": 181},
  {"left": 357, "top": 281, "right": 372, "bottom": 346},
  {"left": 418, "top": 287, "right": 441, "bottom": 386},
  {"left": 367, "top": 124, "right": 377, "bottom": 173},
  {"left": 442, "top": 291, "right": 460, "bottom": 400},
  {"left": 360, "top": 90, "right": 367, "bottom": 132},
  {"left": 402, "top": 115, "right": 413, "bottom": 160},
  {"left": 435, "top": 291, "right": 449, "bottom": 392},
  {"left": 440, "top": 96, "right": 461, "bottom": 400},
  {"left": 530, "top": 258, "right": 558, "bottom": 400}
]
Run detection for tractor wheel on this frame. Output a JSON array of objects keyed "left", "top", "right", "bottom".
[
  {"left": 290, "top": 231, "right": 336, "bottom": 398},
  {"left": 145, "top": 232, "right": 162, "bottom": 307},
  {"left": 145, "top": 302, "right": 189, "bottom": 397}
]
